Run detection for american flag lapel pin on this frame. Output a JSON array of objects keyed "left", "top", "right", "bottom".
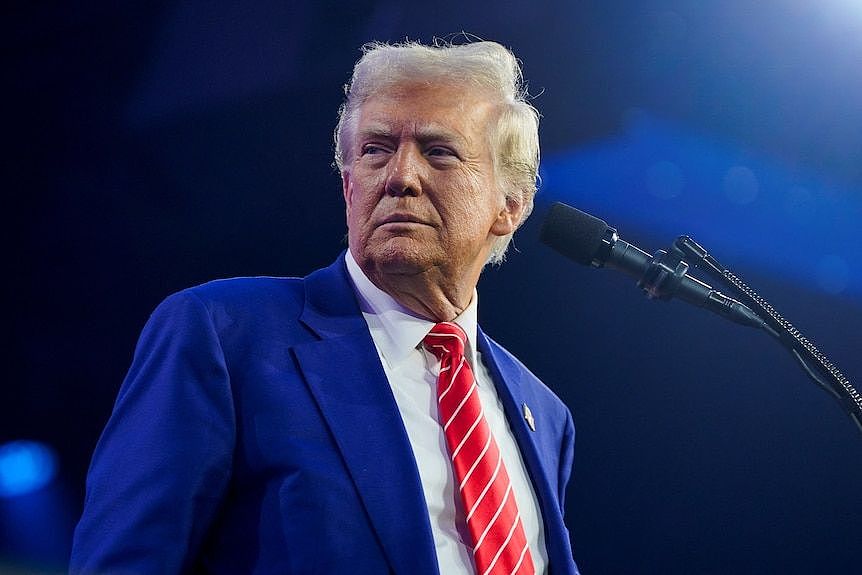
[{"left": 522, "top": 403, "right": 536, "bottom": 432}]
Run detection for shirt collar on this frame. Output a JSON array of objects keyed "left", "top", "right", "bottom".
[{"left": 345, "top": 250, "right": 480, "bottom": 370}]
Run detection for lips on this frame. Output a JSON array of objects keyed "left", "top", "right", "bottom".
[{"left": 377, "top": 213, "right": 431, "bottom": 227}]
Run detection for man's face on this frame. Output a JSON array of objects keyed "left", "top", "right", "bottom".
[{"left": 342, "top": 81, "right": 522, "bottom": 282}]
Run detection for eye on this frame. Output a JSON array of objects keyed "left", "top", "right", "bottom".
[
  {"left": 361, "top": 144, "right": 388, "bottom": 156},
  {"left": 427, "top": 146, "right": 456, "bottom": 158}
]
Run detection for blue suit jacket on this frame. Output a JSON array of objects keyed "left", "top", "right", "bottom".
[{"left": 71, "top": 254, "right": 578, "bottom": 574}]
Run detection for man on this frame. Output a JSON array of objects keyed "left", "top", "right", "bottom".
[{"left": 71, "top": 40, "right": 579, "bottom": 574}]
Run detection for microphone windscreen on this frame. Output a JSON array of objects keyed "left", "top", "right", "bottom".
[{"left": 539, "top": 202, "right": 611, "bottom": 265}]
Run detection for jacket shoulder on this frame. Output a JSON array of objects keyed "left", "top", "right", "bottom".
[
  {"left": 187, "top": 275, "right": 305, "bottom": 307},
  {"left": 143, "top": 276, "right": 309, "bottom": 343}
]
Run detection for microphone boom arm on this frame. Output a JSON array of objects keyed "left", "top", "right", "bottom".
[{"left": 673, "top": 235, "right": 862, "bottom": 434}]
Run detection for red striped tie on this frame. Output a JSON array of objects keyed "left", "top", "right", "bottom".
[{"left": 424, "top": 322, "right": 535, "bottom": 575}]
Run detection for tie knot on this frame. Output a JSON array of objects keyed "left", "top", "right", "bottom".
[{"left": 423, "top": 322, "right": 467, "bottom": 359}]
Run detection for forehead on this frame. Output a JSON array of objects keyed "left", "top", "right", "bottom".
[{"left": 355, "top": 81, "right": 499, "bottom": 141}]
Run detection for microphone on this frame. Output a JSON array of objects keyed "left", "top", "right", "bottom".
[{"left": 539, "top": 202, "right": 766, "bottom": 329}]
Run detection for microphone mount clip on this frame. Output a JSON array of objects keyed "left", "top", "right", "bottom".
[{"left": 637, "top": 248, "right": 691, "bottom": 301}]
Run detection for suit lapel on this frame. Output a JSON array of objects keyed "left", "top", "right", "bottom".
[
  {"left": 293, "top": 256, "right": 438, "bottom": 575},
  {"left": 477, "top": 328, "right": 571, "bottom": 572}
]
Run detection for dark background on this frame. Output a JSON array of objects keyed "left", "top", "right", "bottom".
[{"left": 5, "top": 2, "right": 861, "bottom": 573}]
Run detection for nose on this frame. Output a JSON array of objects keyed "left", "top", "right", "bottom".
[{"left": 385, "top": 145, "right": 423, "bottom": 197}]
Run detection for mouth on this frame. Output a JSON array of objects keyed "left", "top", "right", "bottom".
[{"left": 377, "top": 213, "right": 432, "bottom": 228}]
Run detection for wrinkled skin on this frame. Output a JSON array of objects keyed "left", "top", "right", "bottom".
[{"left": 342, "top": 81, "right": 524, "bottom": 321}]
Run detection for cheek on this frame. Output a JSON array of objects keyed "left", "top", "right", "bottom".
[
  {"left": 439, "top": 194, "right": 492, "bottom": 248},
  {"left": 347, "top": 180, "right": 383, "bottom": 229},
  {"left": 355, "top": 168, "right": 387, "bottom": 194},
  {"left": 446, "top": 177, "right": 503, "bottom": 227}
]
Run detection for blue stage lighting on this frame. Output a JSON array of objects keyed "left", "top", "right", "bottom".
[
  {"left": 0, "top": 440, "right": 58, "bottom": 498},
  {"left": 540, "top": 113, "right": 862, "bottom": 298}
]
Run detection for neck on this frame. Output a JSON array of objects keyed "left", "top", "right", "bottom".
[{"left": 363, "top": 263, "right": 480, "bottom": 322}]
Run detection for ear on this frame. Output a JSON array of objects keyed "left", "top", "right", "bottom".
[{"left": 490, "top": 194, "right": 526, "bottom": 237}]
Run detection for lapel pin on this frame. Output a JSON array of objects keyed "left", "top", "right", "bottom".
[{"left": 522, "top": 403, "right": 536, "bottom": 432}]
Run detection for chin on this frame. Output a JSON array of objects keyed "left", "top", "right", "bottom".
[{"left": 366, "top": 239, "right": 438, "bottom": 275}]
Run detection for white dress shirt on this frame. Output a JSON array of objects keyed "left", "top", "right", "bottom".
[{"left": 345, "top": 251, "right": 548, "bottom": 574}]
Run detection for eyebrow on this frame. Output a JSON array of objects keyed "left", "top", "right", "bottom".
[
  {"left": 355, "top": 125, "right": 394, "bottom": 141},
  {"left": 356, "top": 123, "right": 467, "bottom": 147}
]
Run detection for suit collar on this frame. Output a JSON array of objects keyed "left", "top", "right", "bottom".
[{"left": 299, "top": 253, "right": 368, "bottom": 339}]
